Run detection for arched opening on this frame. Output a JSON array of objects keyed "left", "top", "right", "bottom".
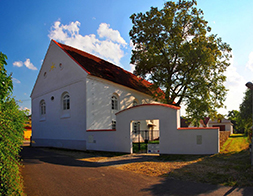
[{"left": 131, "top": 119, "right": 160, "bottom": 153}]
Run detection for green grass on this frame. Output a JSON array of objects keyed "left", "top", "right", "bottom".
[
  {"left": 132, "top": 140, "right": 159, "bottom": 153},
  {"left": 221, "top": 134, "right": 250, "bottom": 153}
]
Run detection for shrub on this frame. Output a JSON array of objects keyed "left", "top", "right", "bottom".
[{"left": 0, "top": 52, "right": 26, "bottom": 195}]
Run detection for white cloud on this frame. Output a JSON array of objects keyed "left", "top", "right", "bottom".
[
  {"left": 12, "top": 78, "right": 21, "bottom": 84},
  {"left": 13, "top": 61, "right": 23, "bottom": 67},
  {"left": 13, "top": 59, "right": 37, "bottom": 70},
  {"left": 246, "top": 51, "right": 253, "bottom": 72},
  {"left": 130, "top": 64, "right": 136, "bottom": 73},
  {"left": 24, "top": 59, "right": 37, "bottom": 70},
  {"left": 48, "top": 20, "right": 127, "bottom": 65},
  {"left": 97, "top": 23, "right": 127, "bottom": 46}
]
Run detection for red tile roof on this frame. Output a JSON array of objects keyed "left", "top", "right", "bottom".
[{"left": 53, "top": 40, "right": 164, "bottom": 97}]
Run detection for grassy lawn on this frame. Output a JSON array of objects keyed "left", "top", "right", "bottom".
[
  {"left": 133, "top": 140, "right": 159, "bottom": 153},
  {"left": 119, "top": 134, "right": 253, "bottom": 187}
]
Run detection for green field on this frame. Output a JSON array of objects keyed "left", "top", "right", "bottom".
[{"left": 133, "top": 140, "right": 159, "bottom": 153}]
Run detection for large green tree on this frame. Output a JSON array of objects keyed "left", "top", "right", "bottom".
[
  {"left": 129, "top": 0, "right": 232, "bottom": 122},
  {"left": 227, "top": 110, "right": 244, "bottom": 133}
]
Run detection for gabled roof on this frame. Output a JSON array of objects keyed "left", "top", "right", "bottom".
[
  {"left": 208, "top": 118, "right": 232, "bottom": 124},
  {"left": 53, "top": 40, "right": 163, "bottom": 97}
]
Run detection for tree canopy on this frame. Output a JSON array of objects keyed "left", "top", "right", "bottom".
[
  {"left": 238, "top": 89, "right": 253, "bottom": 135},
  {"left": 240, "top": 89, "right": 252, "bottom": 121},
  {"left": 226, "top": 89, "right": 253, "bottom": 135},
  {"left": 0, "top": 52, "right": 13, "bottom": 104},
  {"left": 227, "top": 110, "right": 244, "bottom": 133},
  {"left": 129, "top": 0, "right": 232, "bottom": 122}
]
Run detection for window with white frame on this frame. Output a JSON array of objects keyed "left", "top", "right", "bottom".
[
  {"left": 112, "top": 121, "right": 116, "bottom": 129},
  {"left": 62, "top": 93, "right": 70, "bottom": 110},
  {"left": 133, "top": 121, "right": 140, "bottom": 133},
  {"left": 111, "top": 95, "right": 118, "bottom": 110},
  {"left": 40, "top": 100, "right": 46, "bottom": 115},
  {"left": 133, "top": 99, "right": 138, "bottom": 106},
  {"left": 61, "top": 92, "right": 71, "bottom": 119}
]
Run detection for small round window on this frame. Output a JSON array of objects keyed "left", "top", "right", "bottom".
[{"left": 59, "top": 63, "right": 63, "bottom": 69}]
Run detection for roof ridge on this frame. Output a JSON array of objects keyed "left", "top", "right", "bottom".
[
  {"left": 53, "top": 39, "right": 152, "bottom": 84},
  {"left": 52, "top": 39, "right": 165, "bottom": 99},
  {"left": 53, "top": 40, "right": 150, "bottom": 82},
  {"left": 53, "top": 39, "right": 128, "bottom": 72}
]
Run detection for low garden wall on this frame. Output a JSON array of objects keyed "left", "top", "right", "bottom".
[{"left": 220, "top": 131, "right": 231, "bottom": 147}]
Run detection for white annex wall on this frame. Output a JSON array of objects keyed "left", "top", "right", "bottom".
[
  {"left": 31, "top": 40, "right": 88, "bottom": 150},
  {"left": 115, "top": 104, "right": 219, "bottom": 154}
]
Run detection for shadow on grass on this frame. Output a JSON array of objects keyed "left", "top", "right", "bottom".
[
  {"left": 142, "top": 149, "right": 253, "bottom": 195},
  {"left": 179, "top": 150, "right": 252, "bottom": 185}
]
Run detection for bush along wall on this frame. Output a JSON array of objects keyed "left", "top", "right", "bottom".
[
  {"left": 0, "top": 99, "right": 26, "bottom": 196},
  {"left": 0, "top": 52, "right": 27, "bottom": 195}
]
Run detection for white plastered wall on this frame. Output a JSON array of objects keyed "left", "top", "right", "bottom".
[
  {"left": 86, "top": 75, "right": 157, "bottom": 130},
  {"left": 115, "top": 104, "right": 219, "bottom": 154},
  {"left": 31, "top": 40, "right": 87, "bottom": 150},
  {"left": 85, "top": 75, "right": 158, "bottom": 151}
]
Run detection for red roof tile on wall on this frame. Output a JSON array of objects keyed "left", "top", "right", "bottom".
[{"left": 53, "top": 40, "right": 163, "bottom": 97}]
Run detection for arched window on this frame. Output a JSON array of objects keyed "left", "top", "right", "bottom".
[
  {"left": 111, "top": 95, "right": 118, "bottom": 110},
  {"left": 112, "top": 121, "right": 116, "bottom": 129},
  {"left": 40, "top": 100, "right": 46, "bottom": 115},
  {"left": 62, "top": 93, "right": 70, "bottom": 110}
]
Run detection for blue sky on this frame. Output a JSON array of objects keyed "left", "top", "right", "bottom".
[{"left": 1, "top": 0, "right": 253, "bottom": 116}]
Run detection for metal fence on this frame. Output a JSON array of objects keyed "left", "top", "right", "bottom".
[{"left": 132, "top": 129, "right": 159, "bottom": 153}]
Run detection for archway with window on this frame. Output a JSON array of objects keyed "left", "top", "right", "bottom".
[
  {"left": 115, "top": 103, "right": 219, "bottom": 155},
  {"left": 131, "top": 119, "right": 159, "bottom": 153},
  {"left": 115, "top": 104, "right": 178, "bottom": 153}
]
